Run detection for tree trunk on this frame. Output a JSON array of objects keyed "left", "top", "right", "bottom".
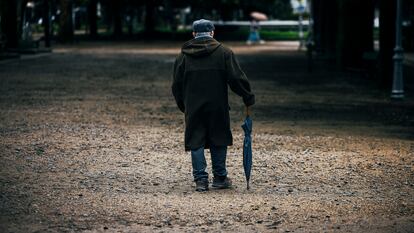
[
  {"left": 87, "top": 0, "right": 98, "bottom": 38},
  {"left": 144, "top": 0, "right": 155, "bottom": 36},
  {"left": 111, "top": 0, "right": 122, "bottom": 37},
  {"left": 58, "top": 0, "right": 74, "bottom": 43},
  {"left": 312, "top": 0, "right": 322, "bottom": 53},
  {"left": 379, "top": 0, "right": 396, "bottom": 88},
  {"left": 314, "top": 0, "right": 338, "bottom": 61},
  {"left": 324, "top": 1, "right": 338, "bottom": 60},
  {"left": 337, "top": 0, "right": 375, "bottom": 69},
  {"left": 1, "top": 0, "right": 19, "bottom": 48},
  {"left": 43, "top": 0, "right": 51, "bottom": 47}
]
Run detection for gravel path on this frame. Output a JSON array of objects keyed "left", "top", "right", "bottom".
[{"left": 0, "top": 42, "right": 413, "bottom": 232}]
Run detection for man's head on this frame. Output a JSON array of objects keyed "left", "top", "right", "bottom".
[{"left": 192, "top": 19, "right": 215, "bottom": 38}]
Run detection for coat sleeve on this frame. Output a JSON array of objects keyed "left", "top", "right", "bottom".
[
  {"left": 226, "top": 50, "right": 255, "bottom": 106},
  {"left": 172, "top": 54, "right": 185, "bottom": 113}
]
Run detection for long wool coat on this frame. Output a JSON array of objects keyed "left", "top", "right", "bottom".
[{"left": 172, "top": 37, "right": 255, "bottom": 151}]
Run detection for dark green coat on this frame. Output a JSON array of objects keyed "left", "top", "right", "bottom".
[{"left": 172, "top": 37, "right": 255, "bottom": 151}]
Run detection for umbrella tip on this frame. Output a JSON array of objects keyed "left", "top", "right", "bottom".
[{"left": 247, "top": 182, "right": 250, "bottom": 190}]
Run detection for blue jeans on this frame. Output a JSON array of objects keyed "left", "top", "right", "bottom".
[{"left": 191, "top": 146, "right": 228, "bottom": 181}]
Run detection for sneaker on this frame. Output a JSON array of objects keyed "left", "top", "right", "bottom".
[
  {"left": 212, "top": 176, "right": 232, "bottom": 189},
  {"left": 195, "top": 179, "right": 209, "bottom": 192}
]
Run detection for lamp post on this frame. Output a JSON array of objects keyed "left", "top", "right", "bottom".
[{"left": 391, "top": 0, "right": 404, "bottom": 99}]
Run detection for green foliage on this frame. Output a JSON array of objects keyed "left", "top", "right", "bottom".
[
  {"left": 272, "top": 0, "right": 295, "bottom": 19},
  {"left": 170, "top": 0, "right": 294, "bottom": 20},
  {"left": 260, "top": 29, "right": 308, "bottom": 40},
  {"left": 145, "top": 26, "right": 307, "bottom": 41},
  {"left": 46, "top": 0, "right": 296, "bottom": 40}
]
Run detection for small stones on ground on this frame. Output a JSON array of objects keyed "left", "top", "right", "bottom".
[
  {"left": 1, "top": 43, "right": 413, "bottom": 233},
  {"left": 267, "top": 220, "right": 282, "bottom": 229}
]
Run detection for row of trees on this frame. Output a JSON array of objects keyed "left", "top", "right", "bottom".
[
  {"left": 0, "top": 0, "right": 294, "bottom": 46},
  {"left": 312, "top": 0, "right": 414, "bottom": 89}
]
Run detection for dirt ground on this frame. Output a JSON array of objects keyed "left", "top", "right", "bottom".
[{"left": 0, "top": 41, "right": 413, "bottom": 233}]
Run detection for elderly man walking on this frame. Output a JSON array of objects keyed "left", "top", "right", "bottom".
[{"left": 172, "top": 19, "right": 255, "bottom": 192}]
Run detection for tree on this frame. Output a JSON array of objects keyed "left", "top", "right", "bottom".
[
  {"left": 59, "top": 0, "right": 74, "bottom": 42},
  {"left": 144, "top": 1, "right": 154, "bottom": 35},
  {"left": 87, "top": 0, "right": 98, "bottom": 38},
  {"left": 241, "top": 0, "right": 293, "bottom": 20},
  {"left": 110, "top": 0, "right": 122, "bottom": 37},
  {"left": 337, "top": 0, "right": 374, "bottom": 69},
  {"left": 379, "top": 0, "right": 396, "bottom": 88},
  {"left": 272, "top": 0, "right": 293, "bottom": 19},
  {"left": 0, "top": 0, "right": 19, "bottom": 48},
  {"left": 43, "top": 0, "right": 51, "bottom": 47}
]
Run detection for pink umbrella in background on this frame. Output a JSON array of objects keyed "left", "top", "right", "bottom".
[
  {"left": 247, "top": 12, "right": 267, "bottom": 44},
  {"left": 250, "top": 11, "right": 268, "bottom": 21}
]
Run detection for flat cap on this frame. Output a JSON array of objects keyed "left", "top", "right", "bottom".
[{"left": 192, "top": 19, "right": 215, "bottom": 33}]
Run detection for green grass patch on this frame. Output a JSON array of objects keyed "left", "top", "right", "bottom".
[{"left": 260, "top": 30, "right": 308, "bottom": 41}]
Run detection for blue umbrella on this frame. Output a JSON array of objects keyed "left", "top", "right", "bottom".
[{"left": 241, "top": 115, "right": 253, "bottom": 190}]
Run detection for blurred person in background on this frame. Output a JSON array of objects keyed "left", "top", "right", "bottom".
[{"left": 247, "top": 19, "right": 262, "bottom": 45}]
